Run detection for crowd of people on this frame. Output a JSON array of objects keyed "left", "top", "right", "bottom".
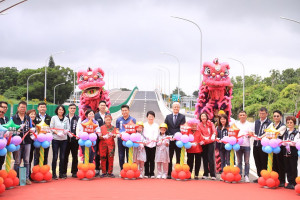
[{"left": 0, "top": 100, "right": 299, "bottom": 190}]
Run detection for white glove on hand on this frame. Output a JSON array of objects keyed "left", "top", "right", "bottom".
[
  {"left": 30, "top": 134, "right": 36, "bottom": 140},
  {"left": 64, "top": 130, "right": 69, "bottom": 135},
  {"left": 103, "top": 134, "right": 109, "bottom": 139},
  {"left": 157, "top": 141, "right": 162, "bottom": 146},
  {"left": 199, "top": 141, "right": 205, "bottom": 145},
  {"left": 67, "top": 132, "right": 73, "bottom": 138},
  {"left": 20, "top": 124, "right": 25, "bottom": 130},
  {"left": 57, "top": 132, "right": 64, "bottom": 137},
  {"left": 139, "top": 144, "right": 144, "bottom": 149},
  {"left": 29, "top": 128, "right": 36, "bottom": 133},
  {"left": 191, "top": 143, "right": 197, "bottom": 147},
  {"left": 211, "top": 135, "right": 216, "bottom": 140}
]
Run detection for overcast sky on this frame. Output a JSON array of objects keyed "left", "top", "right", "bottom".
[{"left": 1, "top": 0, "right": 299, "bottom": 95}]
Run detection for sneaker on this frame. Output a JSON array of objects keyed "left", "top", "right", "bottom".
[
  {"left": 144, "top": 176, "right": 149, "bottom": 178},
  {"left": 202, "top": 176, "right": 208, "bottom": 180},
  {"left": 72, "top": 174, "right": 77, "bottom": 178},
  {"left": 279, "top": 182, "right": 285, "bottom": 187},
  {"left": 244, "top": 176, "right": 250, "bottom": 183},
  {"left": 52, "top": 175, "right": 58, "bottom": 180},
  {"left": 220, "top": 177, "right": 223, "bottom": 181},
  {"left": 253, "top": 179, "right": 258, "bottom": 183},
  {"left": 151, "top": 176, "right": 155, "bottom": 179},
  {"left": 167, "top": 175, "right": 171, "bottom": 179},
  {"left": 95, "top": 170, "right": 100, "bottom": 176},
  {"left": 108, "top": 174, "right": 115, "bottom": 178},
  {"left": 211, "top": 177, "right": 216, "bottom": 180},
  {"left": 26, "top": 179, "right": 32, "bottom": 185},
  {"left": 285, "top": 184, "right": 295, "bottom": 190},
  {"left": 194, "top": 176, "right": 199, "bottom": 180},
  {"left": 156, "top": 175, "right": 162, "bottom": 179},
  {"left": 162, "top": 174, "right": 167, "bottom": 179},
  {"left": 100, "top": 173, "right": 107, "bottom": 178},
  {"left": 139, "top": 175, "right": 144, "bottom": 179}
]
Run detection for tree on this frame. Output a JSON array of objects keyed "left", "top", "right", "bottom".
[
  {"left": 172, "top": 87, "right": 186, "bottom": 97},
  {"left": 48, "top": 56, "right": 55, "bottom": 68},
  {"left": 193, "top": 90, "right": 199, "bottom": 98},
  {"left": 0, "top": 67, "right": 19, "bottom": 94}
]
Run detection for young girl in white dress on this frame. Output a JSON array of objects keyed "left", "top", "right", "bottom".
[{"left": 133, "top": 121, "right": 147, "bottom": 178}]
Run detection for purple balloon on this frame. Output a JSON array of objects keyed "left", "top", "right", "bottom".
[
  {"left": 228, "top": 136, "right": 237, "bottom": 145},
  {"left": 45, "top": 133, "right": 53, "bottom": 142},
  {"left": 269, "top": 139, "right": 278, "bottom": 148},
  {"left": 237, "top": 137, "right": 244, "bottom": 145},
  {"left": 261, "top": 137, "right": 269, "bottom": 147},
  {"left": 121, "top": 132, "right": 130, "bottom": 141},
  {"left": 181, "top": 135, "right": 189, "bottom": 143},
  {"left": 174, "top": 132, "right": 182, "bottom": 141},
  {"left": 37, "top": 134, "right": 46, "bottom": 143},
  {"left": 0, "top": 138, "right": 7, "bottom": 149},
  {"left": 135, "top": 133, "right": 141, "bottom": 141},
  {"left": 222, "top": 136, "right": 229, "bottom": 143},
  {"left": 188, "top": 134, "right": 194, "bottom": 142},
  {"left": 130, "top": 133, "right": 137, "bottom": 142},
  {"left": 11, "top": 136, "right": 22, "bottom": 146},
  {"left": 89, "top": 133, "right": 97, "bottom": 142},
  {"left": 80, "top": 132, "right": 89, "bottom": 140},
  {"left": 296, "top": 141, "right": 300, "bottom": 150}
]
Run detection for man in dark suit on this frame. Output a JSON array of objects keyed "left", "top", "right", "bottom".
[
  {"left": 0, "top": 102, "right": 9, "bottom": 170},
  {"left": 164, "top": 102, "right": 186, "bottom": 179},
  {"left": 34, "top": 102, "right": 52, "bottom": 165},
  {"left": 94, "top": 100, "right": 108, "bottom": 176}
]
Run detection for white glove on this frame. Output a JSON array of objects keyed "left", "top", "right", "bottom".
[
  {"left": 203, "top": 136, "right": 209, "bottom": 141},
  {"left": 67, "top": 132, "right": 73, "bottom": 138},
  {"left": 157, "top": 141, "right": 162, "bottom": 146},
  {"left": 199, "top": 141, "right": 205, "bottom": 145},
  {"left": 282, "top": 142, "right": 287, "bottom": 146},
  {"left": 97, "top": 132, "right": 102, "bottom": 137},
  {"left": 29, "top": 128, "right": 36, "bottom": 133},
  {"left": 139, "top": 144, "right": 144, "bottom": 149},
  {"left": 211, "top": 135, "right": 216, "bottom": 140},
  {"left": 57, "top": 132, "right": 64, "bottom": 137},
  {"left": 30, "top": 134, "right": 36, "bottom": 140},
  {"left": 191, "top": 143, "right": 197, "bottom": 147},
  {"left": 20, "top": 124, "right": 25, "bottom": 130},
  {"left": 103, "top": 134, "right": 109, "bottom": 139},
  {"left": 170, "top": 137, "right": 174, "bottom": 141}
]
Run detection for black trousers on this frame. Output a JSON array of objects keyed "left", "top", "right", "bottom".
[
  {"left": 253, "top": 145, "right": 268, "bottom": 177},
  {"left": 202, "top": 142, "right": 216, "bottom": 177},
  {"left": 0, "top": 156, "right": 5, "bottom": 170},
  {"left": 168, "top": 141, "right": 181, "bottom": 176},
  {"left": 95, "top": 137, "right": 101, "bottom": 171},
  {"left": 273, "top": 146, "right": 285, "bottom": 184},
  {"left": 187, "top": 153, "right": 202, "bottom": 176},
  {"left": 283, "top": 149, "right": 298, "bottom": 186},
  {"left": 63, "top": 139, "right": 79, "bottom": 175},
  {"left": 145, "top": 146, "right": 156, "bottom": 177}
]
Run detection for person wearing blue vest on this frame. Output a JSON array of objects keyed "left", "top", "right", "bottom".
[
  {"left": 252, "top": 107, "right": 271, "bottom": 183},
  {"left": 116, "top": 105, "right": 136, "bottom": 171}
]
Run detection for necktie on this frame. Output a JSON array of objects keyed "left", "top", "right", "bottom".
[{"left": 173, "top": 115, "right": 177, "bottom": 125}]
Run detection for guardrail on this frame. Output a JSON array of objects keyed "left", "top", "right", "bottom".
[{"left": 109, "top": 86, "right": 139, "bottom": 113}]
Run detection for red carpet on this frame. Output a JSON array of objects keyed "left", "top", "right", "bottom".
[{"left": 2, "top": 178, "right": 299, "bottom": 200}]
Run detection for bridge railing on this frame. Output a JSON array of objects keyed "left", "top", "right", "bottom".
[{"left": 109, "top": 86, "right": 139, "bottom": 113}]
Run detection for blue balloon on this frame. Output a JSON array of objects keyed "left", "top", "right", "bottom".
[
  {"left": 273, "top": 146, "right": 281, "bottom": 154},
  {"left": 15, "top": 145, "right": 20, "bottom": 151},
  {"left": 184, "top": 142, "right": 192, "bottom": 149},
  {"left": 42, "top": 141, "right": 50, "bottom": 148},
  {"left": 264, "top": 146, "right": 273, "bottom": 154},
  {"left": 85, "top": 140, "right": 92, "bottom": 148},
  {"left": 225, "top": 143, "right": 232, "bottom": 151},
  {"left": 7, "top": 144, "right": 16, "bottom": 152},
  {"left": 33, "top": 140, "right": 41, "bottom": 148},
  {"left": 298, "top": 150, "right": 300, "bottom": 157},
  {"left": 126, "top": 140, "right": 133, "bottom": 148},
  {"left": 176, "top": 141, "right": 183, "bottom": 148},
  {"left": 122, "top": 141, "right": 127, "bottom": 147},
  {"left": 78, "top": 139, "right": 85, "bottom": 146},
  {"left": 262, "top": 146, "right": 266, "bottom": 153},
  {"left": 92, "top": 141, "right": 96, "bottom": 146},
  {"left": 233, "top": 144, "right": 240, "bottom": 151},
  {"left": 133, "top": 142, "right": 139, "bottom": 148},
  {"left": 0, "top": 148, "right": 7, "bottom": 156}
]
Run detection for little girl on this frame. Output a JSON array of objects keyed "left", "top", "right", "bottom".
[
  {"left": 155, "top": 123, "right": 170, "bottom": 179},
  {"left": 99, "top": 114, "right": 117, "bottom": 178},
  {"left": 133, "top": 121, "right": 147, "bottom": 178}
]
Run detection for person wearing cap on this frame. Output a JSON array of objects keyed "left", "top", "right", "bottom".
[
  {"left": 133, "top": 121, "right": 147, "bottom": 178},
  {"left": 99, "top": 114, "right": 118, "bottom": 178},
  {"left": 155, "top": 123, "right": 170, "bottom": 179}
]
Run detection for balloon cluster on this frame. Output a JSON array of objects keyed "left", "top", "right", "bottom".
[
  {"left": 31, "top": 165, "right": 52, "bottom": 182},
  {"left": 171, "top": 164, "right": 191, "bottom": 180},
  {"left": 0, "top": 169, "right": 19, "bottom": 190},
  {"left": 223, "top": 136, "right": 243, "bottom": 151},
  {"left": 296, "top": 141, "right": 300, "bottom": 157},
  {"left": 174, "top": 132, "right": 194, "bottom": 149},
  {"left": 0, "top": 177, "right": 5, "bottom": 194},
  {"left": 295, "top": 177, "right": 300, "bottom": 194},
  {"left": 33, "top": 133, "right": 53, "bottom": 149},
  {"left": 78, "top": 132, "right": 97, "bottom": 148},
  {"left": 220, "top": 166, "right": 241, "bottom": 182},
  {"left": 77, "top": 163, "right": 96, "bottom": 179},
  {"left": 120, "top": 163, "right": 140, "bottom": 179},
  {"left": 261, "top": 138, "right": 281, "bottom": 154},
  {"left": 121, "top": 132, "right": 141, "bottom": 148},
  {"left": 258, "top": 170, "right": 280, "bottom": 188}
]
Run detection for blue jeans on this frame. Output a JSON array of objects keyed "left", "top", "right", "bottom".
[
  {"left": 118, "top": 138, "right": 128, "bottom": 170},
  {"left": 219, "top": 148, "right": 230, "bottom": 170},
  {"left": 81, "top": 146, "right": 95, "bottom": 164},
  {"left": 236, "top": 146, "right": 250, "bottom": 177},
  {"left": 52, "top": 140, "right": 68, "bottom": 176},
  {"left": 13, "top": 144, "right": 31, "bottom": 179}
]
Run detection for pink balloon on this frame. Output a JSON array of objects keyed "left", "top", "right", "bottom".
[
  {"left": 80, "top": 132, "right": 89, "bottom": 140},
  {"left": 89, "top": 133, "right": 97, "bottom": 142},
  {"left": 228, "top": 136, "right": 237, "bottom": 145},
  {"left": 269, "top": 139, "right": 278, "bottom": 148},
  {"left": 12, "top": 136, "right": 22, "bottom": 146},
  {"left": 37, "top": 134, "right": 46, "bottom": 143},
  {"left": 181, "top": 135, "right": 189, "bottom": 143},
  {"left": 237, "top": 138, "right": 243, "bottom": 145},
  {"left": 188, "top": 134, "right": 194, "bottom": 142},
  {"left": 296, "top": 141, "right": 300, "bottom": 150},
  {"left": 174, "top": 132, "right": 182, "bottom": 141},
  {"left": 0, "top": 138, "right": 7, "bottom": 149},
  {"left": 222, "top": 136, "right": 229, "bottom": 143},
  {"left": 121, "top": 133, "right": 130, "bottom": 141},
  {"left": 135, "top": 133, "right": 141, "bottom": 141},
  {"left": 261, "top": 137, "right": 269, "bottom": 146},
  {"left": 45, "top": 133, "right": 53, "bottom": 141},
  {"left": 130, "top": 133, "right": 137, "bottom": 142}
]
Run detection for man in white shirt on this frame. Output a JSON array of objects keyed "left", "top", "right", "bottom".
[{"left": 235, "top": 111, "right": 254, "bottom": 183}]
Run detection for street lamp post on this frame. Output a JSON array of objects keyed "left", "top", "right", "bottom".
[
  {"left": 157, "top": 65, "right": 171, "bottom": 107},
  {"left": 44, "top": 51, "right": 65, "bottom": 103},
  {"left": 171, "top": 16, "right": 203, "bottom": 86},
  {"left": 27, "top": 72, "right": 41, "bottom": 104},
  {"left": 161, "top": 52, "right": 181, "bottom": 102},
  {"left": 54, "top": 83, "right": 65, "bottom": 104},
  {"left": 228, "top": 58, "right": 245, "bottom": 110}
]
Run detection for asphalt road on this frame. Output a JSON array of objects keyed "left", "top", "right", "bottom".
[{"left": 109, "top": 90, "right": 131, "bottom": 106}]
